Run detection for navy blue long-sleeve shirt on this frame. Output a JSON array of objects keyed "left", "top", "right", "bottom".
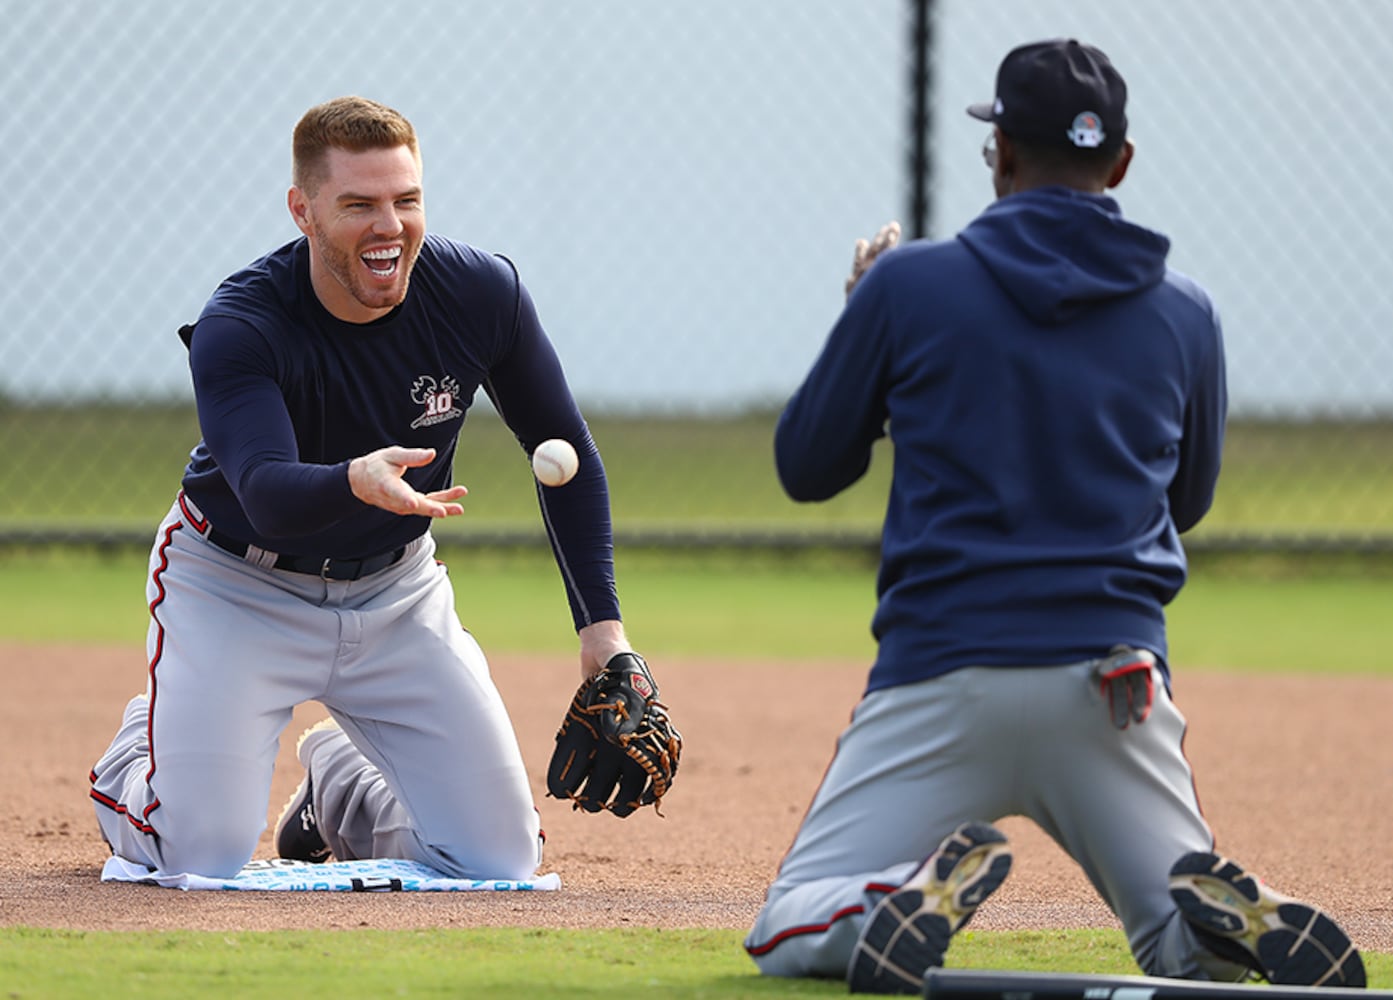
[
  {"left": 776, "top": 187, "right": 1225, "bottom": 692},
  {"left": 180, "top": 234, "right": 619, "bottom": 629}
]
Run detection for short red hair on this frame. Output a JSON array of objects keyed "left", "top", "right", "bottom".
[{"left": 292, "top": 96, "right": 418, "bottom": 194}]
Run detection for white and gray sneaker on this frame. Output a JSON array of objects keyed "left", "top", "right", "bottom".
[
  {"left": 1169, "top": 851, "right": 1365, "bottom": 988},
  {"left": 847, "top": 821, "right": 1013, "bottom": 994}
]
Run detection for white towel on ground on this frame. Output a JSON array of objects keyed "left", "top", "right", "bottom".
[{"left": 101, "top": 855, "right": 562, "bottom": 892}]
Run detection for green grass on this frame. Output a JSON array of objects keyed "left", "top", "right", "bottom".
[
  {"left": 1202, "top": 420, "right": 1393, "bottom": 536},
  {"left": 3, "top": 406, "right": 1391, "bottom": 994},
  {"left": 2, "top": 405, "right": 1390, "bottom": 540},
  {"left": 1168, "top": 570, "right": 1393, "bottom": 671},
  {"left": 5, "top": 546, "right": 1393, "bottom": 673},
  {"left": 1, "top": 928, "right": 764, "bottom": 1000},
  {"left": 3, "top": 556, "right": 1390, "bottom": 994},
  {"left": 0, "top": 405, "right": 892, "bottom": 537},
  {"left": 5, "top": 927, "right": 1388, "bottom": 998}
]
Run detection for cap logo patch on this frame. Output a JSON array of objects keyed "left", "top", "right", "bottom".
[
  {"left": 1068, "top": 111, "right": 1106, "bottom": 148},
  {"left": 993, "top": 97, "right": 1004, "bottom": 115}
]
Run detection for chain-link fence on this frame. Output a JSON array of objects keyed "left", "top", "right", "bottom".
[{"left": 3, "top": 1, "right": 1391, "bottom": 551}]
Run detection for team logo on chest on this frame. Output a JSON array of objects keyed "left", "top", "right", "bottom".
[{"left": 410, "top": 374, "right": 463, "bottom": 429}]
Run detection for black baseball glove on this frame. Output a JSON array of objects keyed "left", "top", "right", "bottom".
[{"left": 545, "top": 652, "right": 682, "bottom": 816}]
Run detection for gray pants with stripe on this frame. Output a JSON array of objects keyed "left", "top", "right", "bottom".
[
  {"left": 744, "top": 660, "right": 1237, "bottom": 980},
  {"left": 90, "top": 499, "right": 541, "bottom": 880}
]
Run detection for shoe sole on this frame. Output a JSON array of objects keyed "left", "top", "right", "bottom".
[
  {"left": 848, "top": 822, "right": 1013, "bottom": 994},
  {"left": 1169, "top": 852, "right": 1365, "bottom": 988}
]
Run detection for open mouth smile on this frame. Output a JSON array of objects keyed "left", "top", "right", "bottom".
[{"left": 361, "top": 246, "right": 402, "bottom": 278}]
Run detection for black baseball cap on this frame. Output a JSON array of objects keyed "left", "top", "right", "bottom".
[{"left": 967, "top": 39, "right": 1127, "bottom": 151}]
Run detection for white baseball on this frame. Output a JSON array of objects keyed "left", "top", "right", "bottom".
[{"left": 532, "top": 438, "right": 580, "bottom": 487}]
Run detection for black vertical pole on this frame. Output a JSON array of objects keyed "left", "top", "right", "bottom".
[{"left": 909, "top": 0, "right": 934, "bottom": 239}]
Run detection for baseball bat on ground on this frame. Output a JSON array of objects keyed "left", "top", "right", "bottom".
[{"left": 922, "top": 968, "right": 1387, "bottom": 999}]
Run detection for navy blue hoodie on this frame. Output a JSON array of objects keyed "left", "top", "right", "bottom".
[{"left": 776, "top": 187, "right": 1226, "bottom": 692}]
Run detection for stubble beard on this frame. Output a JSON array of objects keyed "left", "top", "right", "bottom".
[{"left": 314, "top": 222, "right": 416, "bottom": 315}]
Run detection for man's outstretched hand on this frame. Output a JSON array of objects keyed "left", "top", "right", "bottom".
[{"left": 349, "top": 446, "right": 467, "bottom": 517}]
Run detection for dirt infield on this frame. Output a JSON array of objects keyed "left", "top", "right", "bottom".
[{"left": 3, "top": 642, "right": 1390, "bottom": 956}]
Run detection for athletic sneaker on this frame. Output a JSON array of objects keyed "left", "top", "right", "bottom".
[
  {"left": 274, "top": 719, "right": 341, "bottom": 863},
  {"left": 274, "top": 774, "right": 331, "bottom": 863},
  {"left": 847, "top": 821, "right": 1013, "bottom": 994},
  {"left": 1169, "top": 851, "right": 1365, "bottom": 988}
]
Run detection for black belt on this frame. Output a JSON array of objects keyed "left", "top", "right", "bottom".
[{"left": 206, "top": 529, "right": 407, "bottom": 581}]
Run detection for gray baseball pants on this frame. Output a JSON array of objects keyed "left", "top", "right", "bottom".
[
  {"left": 744, "top": 659, "right": 1242, "bottom": 980},
  {"left": 90, "top": 497, "right": 541, "bottom": 880}
]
